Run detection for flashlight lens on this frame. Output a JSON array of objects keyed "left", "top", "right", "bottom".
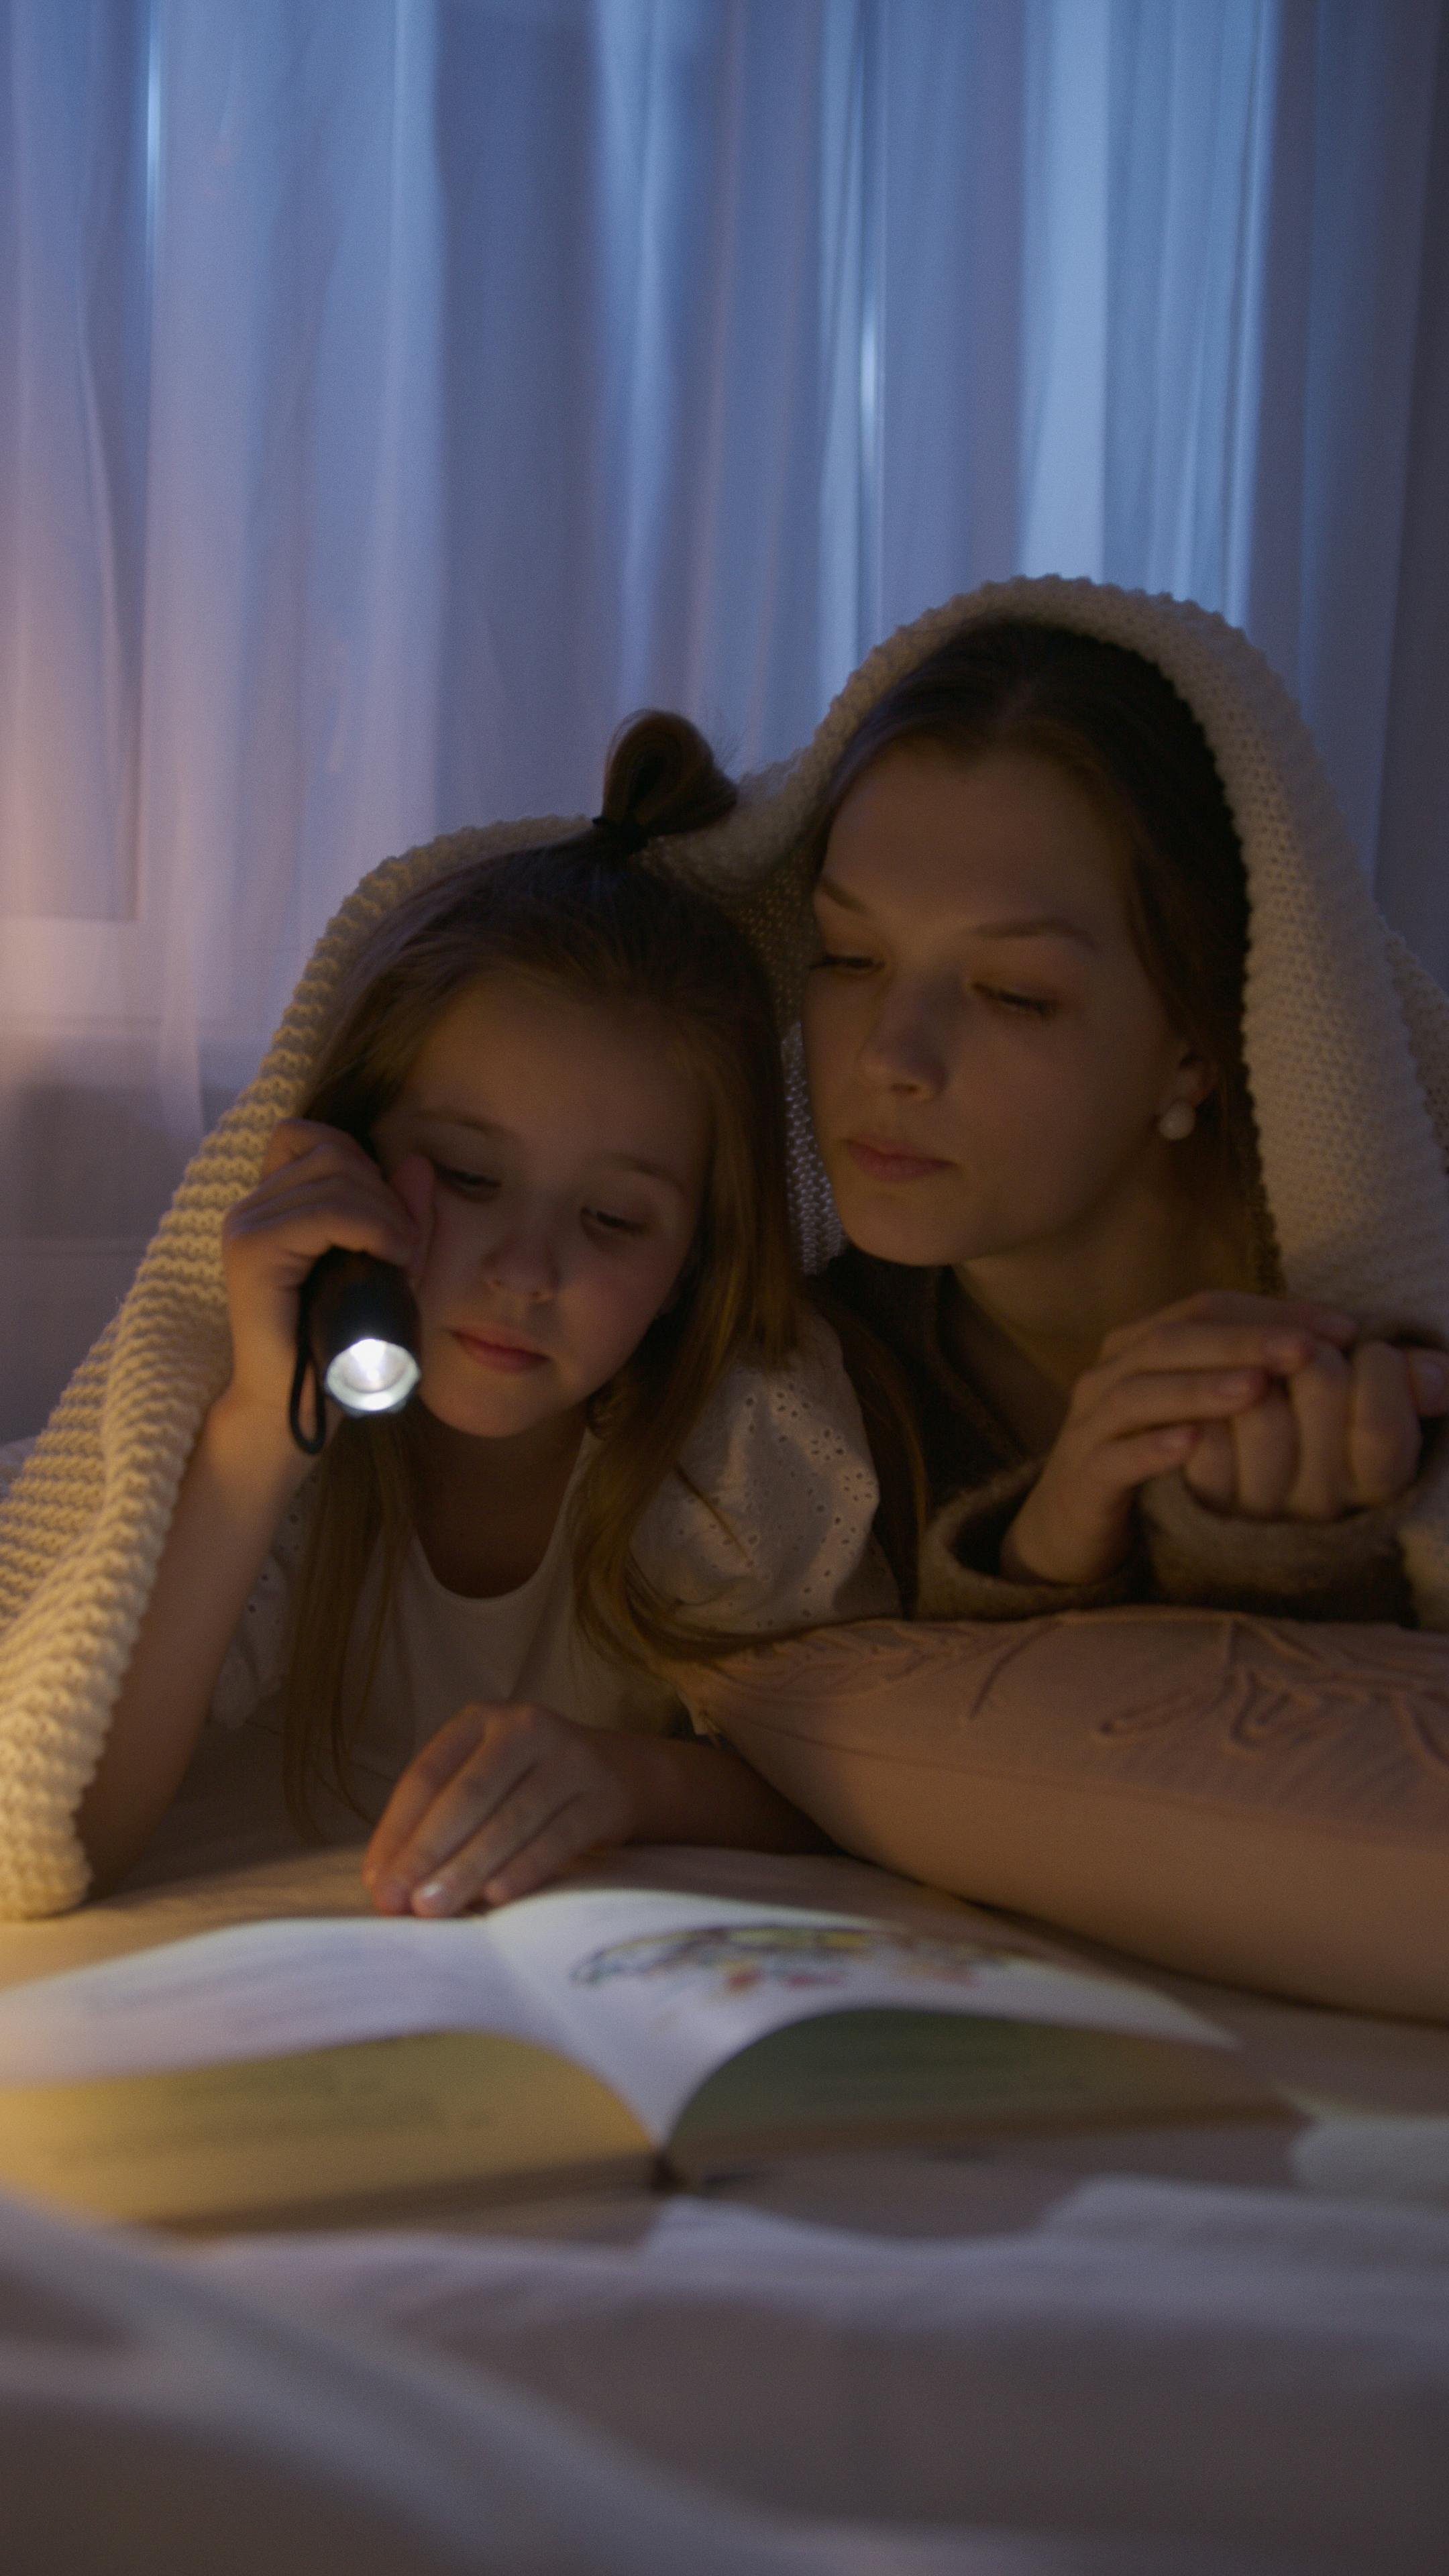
[{"left": 324, "top": 1337, "right": 422, "bottom": 1414}]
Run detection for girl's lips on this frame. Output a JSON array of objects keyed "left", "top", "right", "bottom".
[
  {"left": 845, "top": 1136, "right": 953, "bottom": 1184},
  {"left": 451, "top": 1328, "right": 550, "bottom": 1374}
]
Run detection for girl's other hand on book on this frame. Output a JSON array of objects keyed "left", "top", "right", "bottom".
[{"left": 362, "top": 1701, "right": 639, "bottom": 1915}]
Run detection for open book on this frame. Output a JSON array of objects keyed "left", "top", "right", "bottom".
[{"left": 0, "top": 1853, "right": 1278, "bottom": 2231}]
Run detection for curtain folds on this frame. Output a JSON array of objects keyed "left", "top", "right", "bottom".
[{"left": 1, "top": 0, "right": 1446, "bottom": 1436}]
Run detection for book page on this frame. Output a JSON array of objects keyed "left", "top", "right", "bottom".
[
  {"left": 0, "top": 1858, "right": 1230, "bottom": 2157},
  {"left": 0, "top": 1916, "right": 582, "bottom": 2089},
  {"left": 480, "top": 1880, "right": 1232, "bottom": 2141}
]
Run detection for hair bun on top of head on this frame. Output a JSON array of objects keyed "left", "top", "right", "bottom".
[
  {"left": 593, "top": 709, "right": 738, "bottom": 855},
  {"left": 589, "top": 811, "right": 649, "bottom": 859}
]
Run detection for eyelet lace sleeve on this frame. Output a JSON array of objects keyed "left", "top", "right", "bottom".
[
  {"left": 209, "top": 1487, "right": 314, "bottom": 1729},
  {"left": 631, "top": 1313, "right": 898, "bottom": 1638}
]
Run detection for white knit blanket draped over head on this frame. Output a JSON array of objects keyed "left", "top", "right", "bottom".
[{"left": 4, "top": 576, "right": 1449, "bottom": 1917}]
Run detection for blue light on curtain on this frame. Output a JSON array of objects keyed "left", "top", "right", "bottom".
[{"left": 1, "top": 0, "right": 1446, "bottom": 1435}]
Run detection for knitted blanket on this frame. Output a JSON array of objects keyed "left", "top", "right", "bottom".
[{"left": 3, "top": 576, "right": 1448, "bottom": 1918}]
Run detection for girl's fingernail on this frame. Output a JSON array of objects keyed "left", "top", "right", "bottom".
[
  {"left": 1415, "top": 1357, "right": 1446, "bottom": 1401},
  {"left": 1220, "top": 1371, "right": 1258, "bottom": 1396},
  {"left": 414, "top": 1877, "right": 451, "bottom": 1913}
]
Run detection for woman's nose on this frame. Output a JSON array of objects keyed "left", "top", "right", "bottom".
[{"left": 857, "top": 984, "right": 951, "bottom": 1095}]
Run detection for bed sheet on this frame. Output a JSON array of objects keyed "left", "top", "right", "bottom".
[{"left": 1, "top": 1721, "right": 1447, "bottom": 2571}]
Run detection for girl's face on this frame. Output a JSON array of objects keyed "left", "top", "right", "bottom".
[
  {"left": 372, "top": 973, "right": 708, "bottom": 1439},
  {"left": 802, "top": 745, "right": 1208, "bottom": 1273}
]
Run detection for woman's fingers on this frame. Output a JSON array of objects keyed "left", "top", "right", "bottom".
[
  {"left": 1226, "top": 1350, "right": 1351, "bottom": 1518},
  {"left": 1405, "top": 1347, "right": 1449, "bottom": 1417},
  {"left": 1098, "top": 1291, "right": 1354, "bottom": 1364},
  {"left": 1181, "top": 1417, "right": 1237, "bottom": 1511},
  {"left": 1181, "top": 1343, "right": 1430, "bottom": 1519},
  {"left": 1082, "top": 1362, "right": 1269, "bottom": 1443},
  {"left": 1279, "top": 1343, "right": 1352, "bottom": 1518},
  {"left": 1224, "top": 1384, "right": 1301, "bottom": 1517},
  {"left": 1348, "top": 1344, "right": 1424, "bottom": 1506},
  {"left": 1001, "top": 1421, "right": 1199, "bottom": 1585},
  {"left": 1096, "top": 1321, "right": 1316, "bottom": 1383}
]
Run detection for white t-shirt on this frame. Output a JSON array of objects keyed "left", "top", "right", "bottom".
[{"left": 210, "top": 1315, "right": 897, "bottom": 1785}]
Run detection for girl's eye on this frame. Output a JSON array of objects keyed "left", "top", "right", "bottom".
[
  {"left": 432, "top": 1163, "right": 499, "bottom": 1195},
  {"left": 811, "top": 949, "right": 879, "bottom": 974},
  {"left": 976, "top": 985, "right": 1058, "bottom": 1020},
  {"left": 586, "top": 1208, "right": 649, "bottom": 1238}
]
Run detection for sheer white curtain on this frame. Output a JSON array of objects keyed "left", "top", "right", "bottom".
[{"left": 2, "top": 0, "right": 1446, "bottom": 1437}]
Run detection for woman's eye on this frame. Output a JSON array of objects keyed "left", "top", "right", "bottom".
[
  {"left": 976, "top": 985, "right": 1058, "bottom": 1020},
  {"left": 432, "top": 1163, "right": 499, "bottom": 1195}
]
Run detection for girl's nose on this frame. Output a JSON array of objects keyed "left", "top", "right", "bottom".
[
  {"left": 857, "top": 984, "right": 951, "bottom": 1097},
  {"left": 481, "top": 1220, "right": 559, "bottom": 1301}
]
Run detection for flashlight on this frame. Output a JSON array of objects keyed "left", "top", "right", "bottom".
[{"left": 288, "top": 1250, "right": 423, "bottom": 1455}]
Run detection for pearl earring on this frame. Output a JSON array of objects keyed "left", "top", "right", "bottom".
[{"left": 1157, "top": 1100, "right": 1197, "bottom": 1142}]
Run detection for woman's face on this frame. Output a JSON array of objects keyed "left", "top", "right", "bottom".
[
  {"left": 372, "top": 973, "right": 708, "bottom": 1440},
  {"left": 802, "top": 744, "right": 1206, "bottom": 1273}
]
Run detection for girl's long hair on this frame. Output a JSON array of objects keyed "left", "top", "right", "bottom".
[{"left": 282, "top": 713, "right": 802, "bottom": 1825}]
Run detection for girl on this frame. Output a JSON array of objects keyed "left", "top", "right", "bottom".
[
  {"left": 0, "top": 714, "right": 893, "bottom": 1923},
  {"left": 792, "top": 593, "right": 1449, "bottom": 1625}
]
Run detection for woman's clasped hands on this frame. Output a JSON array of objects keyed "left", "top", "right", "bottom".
[{"left": 1002, "top": 1292, "right": 1449, "bottom": 1589}]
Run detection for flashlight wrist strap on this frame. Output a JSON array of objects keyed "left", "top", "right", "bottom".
[{"left": 288, "top": 1336, "right": 328, "bottom": 1456}]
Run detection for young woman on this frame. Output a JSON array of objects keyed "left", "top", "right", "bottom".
[
  {"left": 796, "top": 610, "right": 1449, "bottom": 1621},
  {"left": 0, "top": 714, "right": 893, "bottom": 1922}
]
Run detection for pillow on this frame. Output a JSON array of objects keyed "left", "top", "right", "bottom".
[{"left": 682, "top": 1609, "right": 1449, "bottom": 2023}]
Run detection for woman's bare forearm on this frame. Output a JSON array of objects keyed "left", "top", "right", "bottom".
[
  {"left": 602, "top": 1729, "right": 830, "bottom": 1855},
  {"left": 76, "top": 1397, "right": 307, "bottom": 1892}
]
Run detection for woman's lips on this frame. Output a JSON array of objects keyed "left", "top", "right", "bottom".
[
  {"left": 451, "top": 1328, "right": 550, "bottom": 1375},
  {"left": 844, "top": 1136, "right": 953, "bottom": 1184}
]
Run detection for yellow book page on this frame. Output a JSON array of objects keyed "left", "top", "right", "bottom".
[{"left": 0, "top": 2029, "right": 652, "bottom": 2229}]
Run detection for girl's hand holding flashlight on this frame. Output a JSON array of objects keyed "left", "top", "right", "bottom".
[{"left": 217, "top": 1121, "right": 431, "bottom": 1458}]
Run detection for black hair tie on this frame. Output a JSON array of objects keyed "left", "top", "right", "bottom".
[{"left": 590, "top": 812, "right": 649, "bottom": 859}]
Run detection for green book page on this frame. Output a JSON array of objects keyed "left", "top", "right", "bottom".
[
  {"left": 669, "top": 2008, "right": 1283, "bottom": 2178},
  {"left": 0, "top": 2029, "right": 651, "bottom": 2229}
]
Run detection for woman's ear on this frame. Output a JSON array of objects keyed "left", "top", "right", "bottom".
[
  {"left": 1161, "top": 1046, "right": 1218, "bottom": 1117},
  {"left": 1155, "top": 1047, "right": 1218, "bottom": 1144}
]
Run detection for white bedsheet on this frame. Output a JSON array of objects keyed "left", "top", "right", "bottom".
[
  {"left": 0, "top": 2184, "right": 1336, "bottom": 2576},
  {"left": 196, "top": 2178, "right": 1449, "bottom": 2573}
]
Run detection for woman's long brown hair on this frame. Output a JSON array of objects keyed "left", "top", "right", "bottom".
[{"left": 282, "top": 713, "right": 804, "bottom": 1826}]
